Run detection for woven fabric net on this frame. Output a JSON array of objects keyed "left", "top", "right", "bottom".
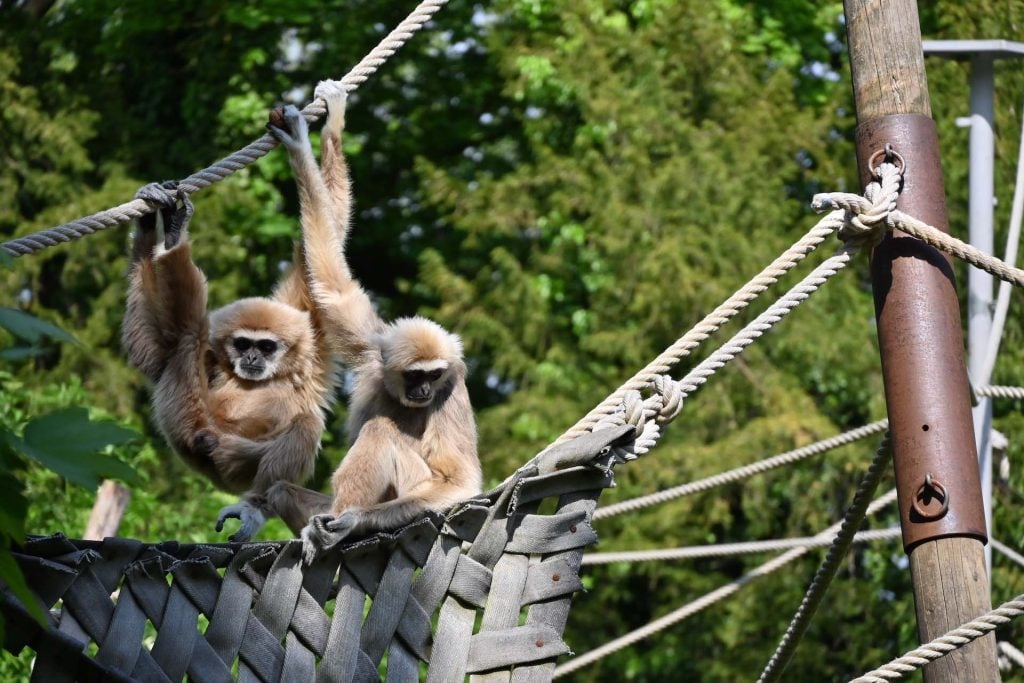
[{"left": 1, "top": 425, "right": 635, "bottom": 682}]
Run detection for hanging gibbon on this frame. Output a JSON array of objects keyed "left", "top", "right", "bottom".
[
  {"left": 121, "top": 85, "right": 356, "bottom": 542},
  {"left": 263, "top": 84, "right": 481, "bottom": 561}
]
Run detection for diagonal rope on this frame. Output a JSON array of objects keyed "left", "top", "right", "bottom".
[
  {"left": 581, "top": 527, "right": 901, "bottom": 565},
  {"left": 851, "top": 594, "right": 1024, "bottom": 682},
  {"left": 999, "top": 641, "right": 1024, "bottom": 669},
  {"left": 992, "top": 539, "right": 1024, "bottom": 570},
  {"left": 759, "top": 434, "right": 892, "bottom": 682},
  {"left": 1, "top": 0, "right": 449, "bottom": 257},
  {"left": 593, "top": 419, "right": 889, "bottom": 521},
  {"left": 552, "top": 213, "right": 846, "bottom": 446},
  {"left": 553, "top": 487, "right": 899, "bottom": 679}
]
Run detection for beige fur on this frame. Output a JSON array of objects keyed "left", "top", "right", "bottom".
[
  {"left": 267, "top": 84, "right": 480, "bottom": 551},
  {"left": 120, "top": 100, "right": 359, "bottom": 538}
]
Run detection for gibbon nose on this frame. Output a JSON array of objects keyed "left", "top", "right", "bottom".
[{"left": 407, "top": 382, "right": 432, "bottom": 402}]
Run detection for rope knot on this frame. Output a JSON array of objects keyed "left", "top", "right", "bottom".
[
  {"left": 651, "top": 375, "right": 684, "bottom": 422},
  {"left": 811, "top": 156, "right": 904, "bottom": 246}
]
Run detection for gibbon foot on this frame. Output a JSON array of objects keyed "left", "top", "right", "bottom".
[
  {"left": 215, "top": 500, "right": 267, "bottom": 542},
  {"left": 267, "top": 105, "right": 310, "bottom": 152},
  {"left": 300, "top": 511, "right": 358, "bottom": 564}
]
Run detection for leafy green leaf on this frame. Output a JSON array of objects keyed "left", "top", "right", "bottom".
[
  {"left": 0, "top": 308, "right": 79, "bottom": 346},
  {"left": 0, "top": 544, "right": 46, "bottom": 627},
  {"left": 10, "top": 408, "right": 140, "bottom": 488},
  {"left": 0, "top": 250, "right": 12, "bottom": 269},
  {"left": 0, "top": 346, "right": 45, "bottom": 362}
]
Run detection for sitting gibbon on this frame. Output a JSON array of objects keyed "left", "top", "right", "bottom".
[
  {"left": 264, "top": 84, "right": 481, "bottom": 560},
  {"left": 121, "top": 89, "right": 355, "bottom": 542}
]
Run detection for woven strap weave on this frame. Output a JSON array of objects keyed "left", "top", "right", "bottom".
[{"left": 1, "top": 425, "right": 634, "bottom": 682}]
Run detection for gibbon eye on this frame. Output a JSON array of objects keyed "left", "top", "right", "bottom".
[
  {"left": 233, "top": 337, "right": 253, "bottom": 352},
  {"left": 426, "top": 369, "right": 443, "bottom": 382},
  {"left": 256, "top": 339, "right": 278, "bottom": 354}
]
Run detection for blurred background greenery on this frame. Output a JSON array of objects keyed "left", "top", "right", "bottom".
[{"left": 1, "top": 0, "right": 1023, "bottom": 679}]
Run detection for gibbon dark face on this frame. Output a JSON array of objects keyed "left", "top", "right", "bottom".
[
  {"left": 401, "top": 364, "right": 447, "bottom": 406},
  {"left": 229, "top": 334, "right": 284, "bottom": 381}
]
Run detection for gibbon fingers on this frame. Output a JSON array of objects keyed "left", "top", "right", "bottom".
[{"left": 265, "top": 89, "right": 481, "bottom": 563}]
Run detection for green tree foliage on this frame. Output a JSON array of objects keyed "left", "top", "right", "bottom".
[{"left": 0, "top": 0, "right": 1022, "bottom": 680}]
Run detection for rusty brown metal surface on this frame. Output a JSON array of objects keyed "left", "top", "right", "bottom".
[{"left": 857, "top": 114, "right": 988, "bottom": 551}]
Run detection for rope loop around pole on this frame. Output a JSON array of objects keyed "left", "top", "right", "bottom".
[{"left": 811, "top": 160, "right": 903, "bottom": 246}]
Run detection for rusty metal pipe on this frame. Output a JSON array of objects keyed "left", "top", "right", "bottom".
[{"left": 858, "top": 114, "right": 987, "bottom": 551}]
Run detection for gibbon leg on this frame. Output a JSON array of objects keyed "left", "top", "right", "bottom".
[
  {"left": 299, "top": 422, "right": 412, "bottom": 561},
  {"left": 213, "top": 413, "right": 323, "bottom": 541},
  {"left": 265, "top": 481, "right": 332, "bottom": 535}
]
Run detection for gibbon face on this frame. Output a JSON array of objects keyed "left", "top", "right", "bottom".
[
  {"left": 378, "top": 317, "right": 463, "bottom": 408},
  {"left": 209, "top": 298, "right": 315, "bottom": 382}
]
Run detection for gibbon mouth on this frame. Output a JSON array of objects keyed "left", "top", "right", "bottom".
[{"left": 240, "top": 364, "right": 265, "bottom": 376}]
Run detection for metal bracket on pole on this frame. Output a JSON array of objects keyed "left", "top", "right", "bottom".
[{"left": 856, "top": 113, "right": 988, "bottom": 552}]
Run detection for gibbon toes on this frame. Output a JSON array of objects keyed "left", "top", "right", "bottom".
[
  {"left": 215, "top": 500, "right": 267, "bottom": 543},
  {"left": 300, "top": 511, "right": 358, "bottom": 564}
]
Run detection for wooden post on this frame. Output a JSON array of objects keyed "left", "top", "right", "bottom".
[
  {"left": 84, "top": 479, "right": 131, "bottom": 540},
  {"left": 844, "top": 1, "right": 1000, "bottom": 681}
]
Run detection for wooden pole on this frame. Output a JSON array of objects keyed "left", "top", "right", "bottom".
[
  {"left": 843, "top": 1, "right": 1000, "bottom": 681},
  {"left": 84, "top": 479, "right": 131, "bottom": 540}
]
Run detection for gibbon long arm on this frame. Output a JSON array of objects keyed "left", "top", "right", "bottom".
[{"left": 275, "top": 91, "right": 385, "bottom": 368}]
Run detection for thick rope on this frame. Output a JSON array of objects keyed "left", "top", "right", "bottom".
[
  {"left": 553, "top": 488, "right": 898, "bottom": 679},
  {"left": 581, "top": 527, "right": 900, "bottom": 565},
  {"left": 977, "top": 385, "right": 1024, "bottom": 401},
  {"left": 992, "top": 539, "right": 1024, "bottom": 570},
  {"left": 593, "top": 419, "right": 889, "bottom": 520},
  {"left": 999, "top": 641, "right": 1024, "bottom": 669},
  {"left": 1, "top": 0, "right": 449, "bottom": 257},
  {"left": 553, "top": 214, "right": 845, "bottom": 445},
  {"left": 850, "top": 595, "right": 1024, "bottom": 682},
  {"left": 759, "top": 434, "right": 893, "bottom": 682}
]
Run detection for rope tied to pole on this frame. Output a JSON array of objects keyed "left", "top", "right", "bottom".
[{"left": 812, "top": 157, "right": 904, "bottom": 246}]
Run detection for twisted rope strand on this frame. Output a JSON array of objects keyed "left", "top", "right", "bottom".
[
  {"left": 891, "top": 210, "right": 1024, "bottom": 289},
  {"left": 1, "top": 0, "right": 449, "bottom": 257},
  {"left": 992, "top": 539, "right": 1024, "bottom": 570},
  {"left": 553, "top": 488, "right": 898, "bottom": 679},
  {"left": 675, "top": 246, "right": 856, "bottom": 398},
  {"left": 759, "top": 434, "right": 893, "bottom": 682},
  {"left": 593, "top": 419, "right": 888, "bottom": 520},
  {"left": 552, "top": 214, "right": 845, "bottom": 445},
  {"left": 977, "top": 385, "right": 1024, "bottom": 401},
  {"left": 581, "top": 527, "right": 900, "bottom": 565},
  {"left": 999, "top": 641, "right": 1024, "bottom": 669},
  {"left": 851, "top": 595, "right": 1024, "bottom": 683}
]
